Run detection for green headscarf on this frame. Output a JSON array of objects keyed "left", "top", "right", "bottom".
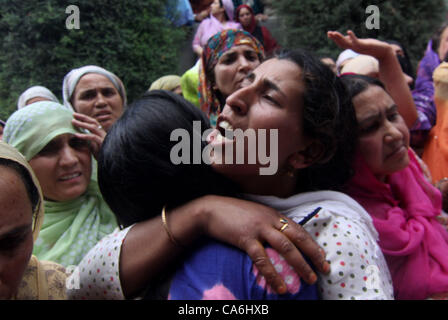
[
  {"left": 3, "top": 101, "right": 117, "bottom": 266},
  {"left": 181, "top": 61, "right": 201, "bottom": 108}
]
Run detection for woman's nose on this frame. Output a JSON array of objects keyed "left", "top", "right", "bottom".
[
  {"left": 238, "top": 57, "right": 252, "bottom": 74},
  {"left": 384, "top": 122, "right": 403, "bottom": 143},
  {"left": 224, "top": 86, "right": 250, "bottom": 115},
  {"left": 94, "top": 93, "right": 107, "bottom": 108},
  {"left": 59, "top": 146, "right": 78, "bottom": 167}
]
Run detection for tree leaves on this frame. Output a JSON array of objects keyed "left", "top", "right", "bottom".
[
  {"left": 272, "top": 0, "right": 446, "bottom": 67},
  {"left": 0, "top": 0, "right": 187, "bottom": 120}
]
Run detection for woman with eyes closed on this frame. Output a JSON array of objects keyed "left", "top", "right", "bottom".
[
  {"left": 167, "top": 50, "right": 393, "bottom": 300},
  {"left": 0, "top": 141, "right": 67, "bottom": 300},
  {"left": 328, "top": 31, "right": 448, "bottom": 299},
  {"left": 3, "top": 101, "right": 117, "bottom": 267},
  {"left": 78, "top": 51, "right": 392, "bottom": 300},
  {"left": 199, "top": 29, "right": 264, "bottom": 126}
]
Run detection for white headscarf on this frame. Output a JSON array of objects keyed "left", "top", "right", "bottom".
[
  {"left": 62, "top": 65, "right": 127, "bottom": 111},
  {"left": 17, "top": 86, "right": 59, "bottom": 110},
  {"left": 335, "top": 49, "right": 360, "bottom": 73},
  {"left": 340, "top": 54, "right": 379, "bottom": 77}
]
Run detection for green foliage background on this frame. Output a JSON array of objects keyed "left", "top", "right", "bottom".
[
  {"left": 1, "top": 1, "right": 447, "bottom": 121},
  {"left": 0, "top": 0, "right": 187, "bottom": 120},
  {"left": 272, "top": 0, "right": 447, "bottom": 70}
]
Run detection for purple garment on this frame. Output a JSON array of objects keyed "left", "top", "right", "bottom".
[
  {"left": 410, "top": 40, "right": 440, "bottom": 148},
  {"left": 168, "top": 239, "right": 318, "bottom": 300}
]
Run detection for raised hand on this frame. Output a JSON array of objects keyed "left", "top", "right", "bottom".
[
  {"left": 71, "top": 112, "right": 106, "bottom": 160},
  {"left": 327, "top": 30, "right": 392, "bottom": 60},
  {"left": 196, "top": 195, "right": 330, "bottom": 293}
]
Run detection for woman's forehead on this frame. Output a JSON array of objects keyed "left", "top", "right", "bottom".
[
  {"left": 239, "top": 7, "right": 251, "bottom": 14},
  {"left": 220, "top": 44, "right": 256, "bottom": 56},
  {"left": 353, "top": 85, "right": 393, "bottom": 115},
  {"left": 255, "top": 59, "right": 302, "bottom": 81},
  {"left": 77, "top": 73, "right": 115, "bottom": 89}
]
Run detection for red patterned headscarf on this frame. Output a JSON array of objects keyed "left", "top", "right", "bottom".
[{"left": 198, "top": 29, "right": 264, "bottom": 125}]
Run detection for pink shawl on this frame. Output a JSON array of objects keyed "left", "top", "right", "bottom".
[{"left": 345, "top": 149, "right": 448, "bottom": 299}]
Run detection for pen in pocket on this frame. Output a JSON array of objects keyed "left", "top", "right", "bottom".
[{"left": 298, "top": 207, "right": 322, "bottom": 226}]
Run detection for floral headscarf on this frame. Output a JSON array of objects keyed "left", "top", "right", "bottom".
[{"left": 198, "top": 29, "right": 264, "bottom": 125}]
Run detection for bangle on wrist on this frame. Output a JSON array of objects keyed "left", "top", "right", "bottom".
[{"left": 161, "top": 205, "right": 183, "bottom": 247}]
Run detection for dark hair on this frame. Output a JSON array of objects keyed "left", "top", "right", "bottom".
[
  {"left": 340, "top": 73, "right": 386, "bottom": 100},
  {"left": 0, "top": 158, "right": 40, "bottom": 216},
  {"left": 275, "top": 49, "right": 358, "bottom": 191},
  {"left": 385, "top": 40, "right": 414, "bottom": 84},
  {"left": 431, "top": 22, "right": 448, "bottom": 56},
  {"left": 98, "top": 90, "right": 237, "bottom": 228}
]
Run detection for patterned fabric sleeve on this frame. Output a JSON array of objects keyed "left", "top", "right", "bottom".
[
  {"left": 41, "top": 260, "right": 68, "bottom": 300},
  {"left": 410, "top": 43, "right": 440, "bottom": 148},
  {"left": 293, "top": 209, "right": 394, "bottom": 300},
  {"left": 66, "top": 226, "right": 133, "bottom": 300}
]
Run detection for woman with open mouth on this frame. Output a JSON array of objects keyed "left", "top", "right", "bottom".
[
  {"left": 69, "top": 50, "right": 392, "bottom": 300},
  {"left": 3, "top": 101, "right": 117, "bottom": 266}
]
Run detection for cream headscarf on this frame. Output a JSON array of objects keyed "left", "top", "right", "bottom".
[
  {"left": 62, "top": 65, "right": 127, "bottom": 111},
  {"left": 17, "top": 86, "right": 60, "bottom": 110},
  {"left": 148, "top": 75, "right": 182, "bottom": 92},
  {"left": 0, "top": 141, "right": 66, "bottom": 300},
  {"left": 340, "top": 54, "right": 379, "bottom": 78},
  {"left": 3, "top": 101, "right": 117, "bottom": 267}
]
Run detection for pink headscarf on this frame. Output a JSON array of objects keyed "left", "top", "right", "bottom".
[
  {"left": 221, "top": 0, "right": 236, "bottom": 22},
  {"left": 345, "top": 149, "right": 448, "bottom": 299}
]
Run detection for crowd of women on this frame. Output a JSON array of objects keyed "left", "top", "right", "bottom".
[{"left": 2, "top": 0, "right": 448, "bottom": 300}]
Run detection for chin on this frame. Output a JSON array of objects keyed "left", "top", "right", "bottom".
[
  {"left": 386, "top": 157, "right": 410, "bottom": 175},
  {"left": 397, "top": 153, "right": 410, "bottom": 171},
  {"left": 55, "top": 186, "right": 89, "bottom": 202}
]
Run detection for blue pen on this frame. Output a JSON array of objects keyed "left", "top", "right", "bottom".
[{"left": 298, "top": 207, "right": 322, "bottom": 226}]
